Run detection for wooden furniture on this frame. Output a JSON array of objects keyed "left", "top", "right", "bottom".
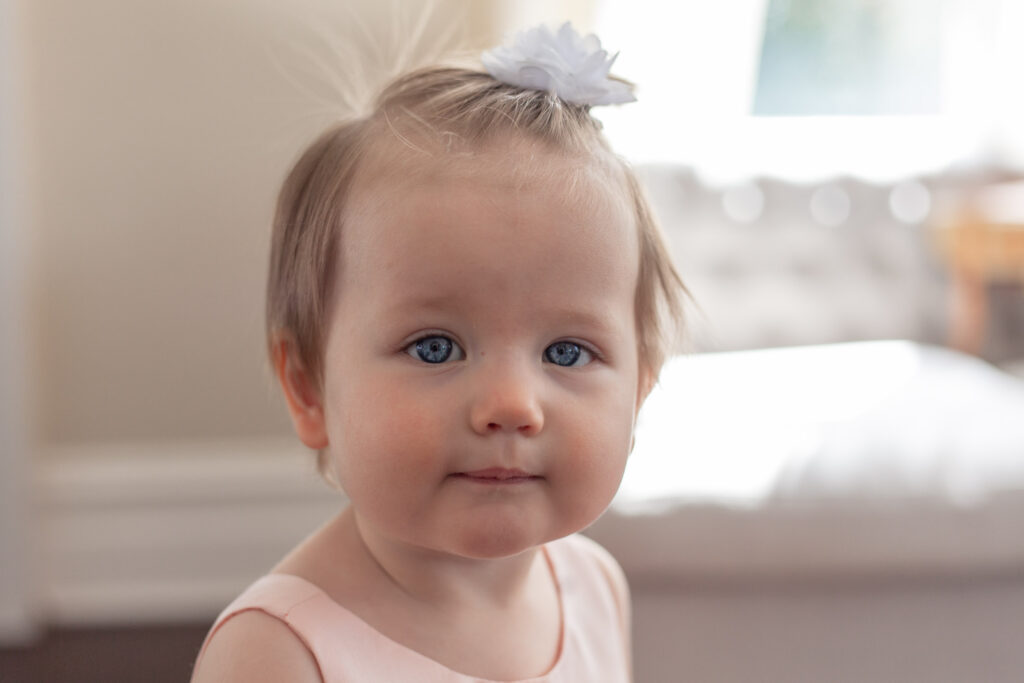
[{"left": 934, "top": 181, "right": 1024, "bottom": 355}]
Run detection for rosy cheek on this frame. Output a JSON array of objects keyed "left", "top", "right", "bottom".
[{"left": 348, "top": 388, "right": 447, "bottom": 465}]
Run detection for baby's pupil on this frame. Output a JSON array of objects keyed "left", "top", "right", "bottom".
[
  {"left": 417, "top": 336, "right": 452, "bottom": 363},
  {"left": 547, "top": 342, "right": 580, "bottom": 366}
]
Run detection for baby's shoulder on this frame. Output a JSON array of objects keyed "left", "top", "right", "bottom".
[{"left": 191, "top": 609, "right": 322, "bottom": 683}]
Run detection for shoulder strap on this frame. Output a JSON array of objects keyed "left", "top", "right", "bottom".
[
  {"left": 195, "top": 574, "right": 327, "bottom": 676},
  {"left": 199, "top": 573, "right": 466, "bottom": 682},
  {"left": 547, "top": 535, "right": 632, "bottom": 682}
]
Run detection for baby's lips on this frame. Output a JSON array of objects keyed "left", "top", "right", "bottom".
[{"left": 455, "top": 467, "right": 540, "bottom": 480}]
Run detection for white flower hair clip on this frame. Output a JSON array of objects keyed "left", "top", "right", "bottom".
[{"left": 481, "top": 22, "right": 636, "bottom": 107}]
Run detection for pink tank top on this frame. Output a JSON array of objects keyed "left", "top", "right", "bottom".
[{"left": 197, "top": 534, "right": 631, "bottom": 682}]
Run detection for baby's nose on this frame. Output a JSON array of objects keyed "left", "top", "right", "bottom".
[{"left": 469, "top": 364, "right": 545, "bottom": 436}]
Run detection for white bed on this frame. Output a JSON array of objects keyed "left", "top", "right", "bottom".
[{"left": 588, "top": 340, "right": 1024, "bottom": 682}]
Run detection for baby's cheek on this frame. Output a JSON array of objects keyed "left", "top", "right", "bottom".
[
  {"left": 556, "top": 417, "right": 629, "bottom": 504},
  {"left": 347, "top": 391, "right": 448, "bottom": 469}
]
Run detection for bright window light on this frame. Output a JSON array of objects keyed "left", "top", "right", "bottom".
[{"left": 593, "top": 0, "right": 1024, "bottom": 182}]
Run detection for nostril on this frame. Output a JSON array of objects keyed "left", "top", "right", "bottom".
[{"left": 485, "top": 422, "right": 534, "bottom": 433}]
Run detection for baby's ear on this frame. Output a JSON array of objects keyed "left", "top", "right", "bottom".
[
  {"left": 272, "top": 332, "right": 328, "bottom": 450},
  {"left": 635, "top": 362, "right": 657, "bottom": 415}
]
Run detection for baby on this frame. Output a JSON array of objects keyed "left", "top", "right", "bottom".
[{"left": 192, "top": 23, "right": 684, "bottom": 682}]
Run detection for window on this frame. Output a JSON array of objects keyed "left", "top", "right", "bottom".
[
  {"left": 754, "top": 0, "right": 941, "bottom": 116},
  {"left": 593, "top": 0, "right": 1024, "bottom": 181}
]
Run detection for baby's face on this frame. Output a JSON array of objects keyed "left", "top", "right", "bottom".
[{"left": 319, "top": 138, "right": 643, "bottom": 559}]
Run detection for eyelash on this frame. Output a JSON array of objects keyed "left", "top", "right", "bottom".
[{"left": 403, "top": 335, "right": 598, "bottom": 367}]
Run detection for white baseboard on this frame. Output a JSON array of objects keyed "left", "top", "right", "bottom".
[{"left": 40, "top": 438, "right": 343, "bottom": 625}]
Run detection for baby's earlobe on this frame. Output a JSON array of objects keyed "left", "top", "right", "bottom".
[{"left": 273, "top": 335, "right": 329, "bottom": 450}]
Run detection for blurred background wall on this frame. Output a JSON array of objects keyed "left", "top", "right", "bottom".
[{"left": 1, "top": 0, "right": 32, "bottom": 644}]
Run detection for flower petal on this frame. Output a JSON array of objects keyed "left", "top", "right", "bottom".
[{"left": 481, "top": 22, "right": 636, "bottom": 106}]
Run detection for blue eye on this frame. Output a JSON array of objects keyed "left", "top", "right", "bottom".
[
  {"left": 544, "top": 341, "right": 592, "bottom": 367},
  {"left": 408, "top": 335, "right": 463, "bottom": 364}
]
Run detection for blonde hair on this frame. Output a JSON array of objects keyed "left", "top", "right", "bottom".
[{"left": 267, "top": 65, "right": 686, "bottom": 399}]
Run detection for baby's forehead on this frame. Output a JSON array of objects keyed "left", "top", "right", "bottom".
[
  {"left": 336, "top": 131, "right": 638, "bottom": 274},
  {"left": 351, "top": 132, "right": 628, "bottom": 205}
]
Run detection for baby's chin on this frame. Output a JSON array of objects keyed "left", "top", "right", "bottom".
[{"left": 442, "top": 515, "right": 598, "bottom": 561}]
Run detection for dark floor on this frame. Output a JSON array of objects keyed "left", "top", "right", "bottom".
[{"left": 0, "top": 622, "right": 211, "bottom": 683}]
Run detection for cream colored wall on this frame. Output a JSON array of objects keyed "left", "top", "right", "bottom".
[
  {"left": 19, "top": 0, "right": 502, "bottom": 445},
  {"left": 2, "top": 0, "right": 35, "bottom": 643}
]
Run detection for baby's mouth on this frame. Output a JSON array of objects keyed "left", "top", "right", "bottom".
[{"left": 451, "top": 467, "right": 541, "bottom": 484}]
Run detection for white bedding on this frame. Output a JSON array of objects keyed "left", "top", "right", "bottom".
[
  {"left": 619, "top": 340, "right": 1024, "bottom": 507},
  {"left": 591, "top": 341, "right": 1024, "bottom": 580}
]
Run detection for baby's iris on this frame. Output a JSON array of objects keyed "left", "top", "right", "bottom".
[
  {"left": 545, "top": 341, "right": 583, "bottom": 367},
  {"left": 415, "top": 336, "right": 455, "bottom": 363}
]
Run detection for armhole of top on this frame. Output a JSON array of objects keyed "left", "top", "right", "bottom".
[{"left": 194, "top": 605, "right": 325, "bottom": 683}]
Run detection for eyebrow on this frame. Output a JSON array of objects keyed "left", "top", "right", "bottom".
[
  {"left": 383, "top": 295, "right": 453, "bottom": 317},
  {"left": 540, "top": 307, "right": 621, "bottom": 336},
  {"left": 385, "top": 297, "right": 620, "bottom": 335}
]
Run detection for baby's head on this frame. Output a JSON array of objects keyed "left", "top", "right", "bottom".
[{"left": 268, "top": 30, "right": 685, "bottom": 557}]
